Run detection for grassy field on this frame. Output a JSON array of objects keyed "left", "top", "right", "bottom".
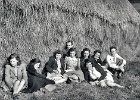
[{"left": 0, "top": 60, "right": 140, "bottom": 100}]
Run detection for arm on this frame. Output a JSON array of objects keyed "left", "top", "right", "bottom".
[
  {"left": 115, "top": 54, "right": 126, "bottom": 71},
  {"left": 45, "top": 57, "right": 55, "bottom": 73},
  {"left": 5, "top": 65, "right": 14, "bottom": 89},
  {"left": 22, "top": 64, "right": 28, "bottom": 85},
  {"left": 94, "top": 64, "right": 107, "bottom": 81},
  {"left": 76, "top": 58, "right": 81, "bottom": 70},
  {"left": 115, "top": 54, "right": 126, "bottom": 65}
]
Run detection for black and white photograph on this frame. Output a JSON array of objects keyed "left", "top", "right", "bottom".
[{"left": 0, "top": 0, "right": 140, "bottom": 100}]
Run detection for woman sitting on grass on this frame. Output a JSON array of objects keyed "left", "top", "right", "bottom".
[
  {"left": 44, "top": 50, "right": 68, "bottom": 84},
  {"left": 65, "top": 48, "right": 85, "bottom": 83},
  {"left": 24, "top": 58, "right": 56, "bottom": 93},
  {"left": 3, "top": 53, "right": 27, "bottom": 96},
  {"left": 85, "top": 59, "right": 124, "bottom": 88}
]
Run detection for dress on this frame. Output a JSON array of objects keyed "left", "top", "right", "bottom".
[
  {"left": 65, "top": 57, "right": 84, "bottom": 81},
  {"left": 24, "top": 65, "right": 55, "bottom": 93}
]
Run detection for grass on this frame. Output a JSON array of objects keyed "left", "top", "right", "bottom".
[{"left": 0, "top": 60, "right": 140, "bottom": 100}]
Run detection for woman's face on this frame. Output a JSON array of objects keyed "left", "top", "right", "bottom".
[
  {"left": 70, "top": 51, "right": 76, "bottom": 58},
  {"left": 84, "top": 51, "right": 90, "bottom": 58},
  {"left": 94, "top": 52, "right": 101, "bottom": 60},
  {"left": 10, "top": 58, "right": 18, "bottom": 67},
  {"left": 34, "top": 63, "right": 40, "bottom": 69},
  {"left": 86, "top": 62, "right": 92, "bottom": 70},
  {"left": 55, "top": 54, "right": 62, "bottom": 61}
]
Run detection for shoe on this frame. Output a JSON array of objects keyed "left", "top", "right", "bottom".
[
  {"left": 66, "top": 78, "right": 71, "bottom": 84},
  {"left": 12, "top": 94, "right": 19, "bottom": 100}
]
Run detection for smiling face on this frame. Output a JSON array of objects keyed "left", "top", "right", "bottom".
[
  {"left": 34, "top": 63, "right": 40, "bottom": 69},
  {"left": 10, "top": 58, "right": 18, "bottom": 67},
  {"left": 70, "top": 51, "right": 76, "bottom": 58},
  {"left": 111, "top": 48, "right": 117, "bottom": 56},
  {"left": 94, "top": 52, "right": 101, "bottom": 60},
  {"left": 84, "top": 51, "right": 90, "bottom": 59},
  {"left": 55, "top": 54, "right": 62, "bottom": 61},
  {"left": 86, "top": 62, "right": 92, "bottom": 70}
]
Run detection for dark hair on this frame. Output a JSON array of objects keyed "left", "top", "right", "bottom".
[
  {"left": 65, "top": 40, "right": 73, "bottom": 49},
  {"left": 28, "top": 58, "right": 41, "bottom": 68},
  {"left": 67, "top": 48, "right": 77, "bottom": 57},
  {"left": 7, "top": 53, "right": 21, "bottom": 66},
  {"left": 81, "top": 48, "right": 91, "bottom": 58},
  {"left": 110, "top": 46, "right": 117, "bottom": 52},
  {"left": 84, "top": 59, "right": 93, "bottom": 67},
  {"left": 27, "top": 58, "right": 41, "bottom": 73},
  {"left": 93, "top": 50, "right": 101, "bottom": 56},
  {"left": 53, "top": 50, "right": 63, "bottom": 58}
]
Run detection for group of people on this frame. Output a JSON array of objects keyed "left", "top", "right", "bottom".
[{"left": 0, "top": 40, "right": 127, "bottom": 99}]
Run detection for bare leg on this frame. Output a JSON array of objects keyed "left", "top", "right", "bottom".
[
  {"left": 99, "top": 80, "right": 107, "bottom": 87},
  {"left": 15, "top": 79, "right": 25, "bottom": 94},
  {"left": 13, "top": 80, "right": 20, "bottom": 94},
  {"left": 69, "top": 75, "right": 79, "bottom": 82},
  {"left": 45, "top": 84, "right": 56, "bottom": 91},
  {"left": 55, "top": 77, "right": 67, "bottom": 84},
  {"left": 106, "top": 80, "right": 124, "bottom": 88}
]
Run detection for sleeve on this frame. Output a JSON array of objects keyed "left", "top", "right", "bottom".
[
  {"left": 94, "top": 64, "right": 107, "bottom": 81},
  {"left": 76, "top": 58, "right": 81, "bottom": 70},
  {"left": 88, "top": 70, "right": 97, "bottom": 80},
  {"left": 98, "top": 58, "right": 104, "bottom": 66},
  {"left": 115, "top": 54, "right": 126, "bottom": 65},
  {"left": 45, "top": 57, "right": 54, "bottom": 73},
  {"left": 22, "top": 64, "right": 28, "bottom": 84},
  {"left": 5, "top": 65, "right": 11, "bottom": 81}
]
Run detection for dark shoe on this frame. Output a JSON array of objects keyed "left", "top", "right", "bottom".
[
  {"left": 12, "top": 94, "right": 19, "bottom": 100},
  {"left": 117, "top": 72, "right": 123, "bottom": 79},
  {"left": 66, "top": 78, "right": 71, "bottom": 84}
]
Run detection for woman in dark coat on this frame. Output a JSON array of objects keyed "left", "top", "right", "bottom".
[{"left": 25, "top": 58, "right": 55, "bottom": 93}]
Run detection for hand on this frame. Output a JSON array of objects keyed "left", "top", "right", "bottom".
[
  {"left": 53, "top": 70, "right": 59, "bottom": 74},
  {"left": 119, "top": 65, "right": 124, "bottom": 72}
]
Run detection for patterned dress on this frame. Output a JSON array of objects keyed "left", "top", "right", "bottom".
[{"left": 65, "top": 57, "right": 85, "bottom": 82}]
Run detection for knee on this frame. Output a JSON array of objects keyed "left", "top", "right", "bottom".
[
  {"left": 123, "top": 60, "right": 126, "bottom": 65},
  {"left": 15, "top": 80, "right": 20, "bottom": 84},
  {"left": 99, "top": 80, "right": 107, "bottom": 87},
  {"left": 21, "top": 79, "right": 25, "bottom": 83}
]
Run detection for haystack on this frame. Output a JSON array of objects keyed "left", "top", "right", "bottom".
[{"left": 0, "top": 0, "right": 140, "bottom": 65}]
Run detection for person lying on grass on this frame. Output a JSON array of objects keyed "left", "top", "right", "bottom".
[
  {"left": 44, "top": 50, "right": 68, "bottom": 84},
  {"left": 2, "top": 53, "right": 27, "bottom": 97},
  {"left": 23, "top": 58, "right": 56, "bottom": 93},
  {"left": 80, "top": 48, "right": 94, "bottom": 81},
  {"left": 85, "top": 59, "right": 124, "bottom": 88}
]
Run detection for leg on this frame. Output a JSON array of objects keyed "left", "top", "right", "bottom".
[
  {"left": 13, "top": 80, "right": 20, "bottom": 94},
  {"left": 45, "top": 84, "right": 56, "bottom": 91},
  {"left": 55, "top": 78, "right": 67, "bottom": 84},
  {"left": 5, "top": 78, "right": 14, "bottom": 90},
  {"left": 69, "top": 74, "right": 79, "bottom": 82},
  {"left": 106, "top": 80, "right": 124, "bottom": 88},
  {"left": 14, "top": 79, "right": 25, "bottom": 94},
  {"left": 99, "top": 80, "right": 107, "bottom": 87}
]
